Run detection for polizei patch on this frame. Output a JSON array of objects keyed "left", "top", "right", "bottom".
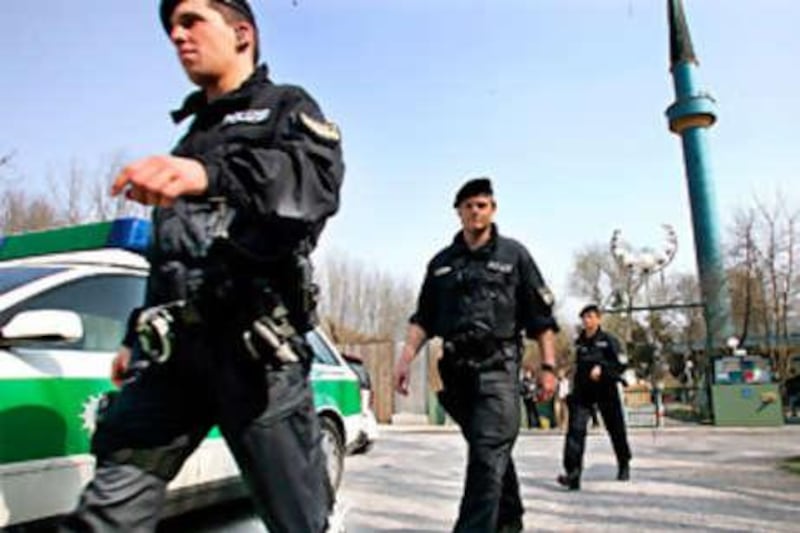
[
  {"left": 222, "top": 108, "right": 271, "bottom": 125},
  {"left": 433, "top": 266, "right": 452, "bottom": 277},
  {"left": 487, "top": 260, "right": 513, "bottom": 274}
]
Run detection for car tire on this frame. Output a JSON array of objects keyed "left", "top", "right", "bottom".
[
  {"left": 349, "top": 435, "right": 374, "bottom": 455},
  {"left": 319, "top": 415, "right": 345, "bottom": 492}
]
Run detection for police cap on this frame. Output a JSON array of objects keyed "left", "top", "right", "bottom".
[
  {"left": 160, "top": 0, "right": 258, "bottom": 34},
  {"left": 453, "top": 178, "right": 493, "bottom": 208},
  {"left": 579, "top": 304, "right": 602, "bottom": 318}
]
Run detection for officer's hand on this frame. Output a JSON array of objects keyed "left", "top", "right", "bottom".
[
  {"left": 536, "top": 370, "right": 557, "bottom": 402},
  {"left": 590, "top": 364, "right": 602, "bottom": 382},
  {"left": 111, "top": 155, "right": 208, "bottom": 207},
  {"left": 111, "top": 347, "right": 132, "bottom": 388},
  {"left": 394, "top": 357, "right": 412, "bottom": 396}
]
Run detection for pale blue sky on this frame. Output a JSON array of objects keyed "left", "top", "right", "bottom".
[{"left": 2, "top": 1, "right": 799, "bottom": 317}]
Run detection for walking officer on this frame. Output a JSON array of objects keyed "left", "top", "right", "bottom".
[
  {"left": 558, "top": 304, "right": 632, "bottom": 490},
  {"left": 395, "top": 178, "right": 559, "bottom": 533},
  {"left": 61, "top": 1, "right": 344, "bottom": 531}
]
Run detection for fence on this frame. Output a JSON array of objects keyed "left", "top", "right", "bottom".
[{"left": 338, "top": 340, "right": 443, "bottom": 424}]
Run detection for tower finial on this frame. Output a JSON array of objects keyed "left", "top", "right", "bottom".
[{"left": 668, "top": 0, "right": 697, "bottom": 67}]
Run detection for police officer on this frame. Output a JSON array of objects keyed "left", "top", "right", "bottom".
[
  {"left": 61, "top": 1, "right": 344, "bottom": 531},
  {"left": 395, "top": 178, "right": 559, "bottom": 533},
  {"left": 558, "top": 304, "right": 632, "bottom": 490},
  {"left": 521, "top": 368, "right": 541, "bottom": 429}
]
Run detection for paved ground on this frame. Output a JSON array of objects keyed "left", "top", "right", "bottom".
[{"left": 340, "top": 425, "right": 800, "bottom": 532}]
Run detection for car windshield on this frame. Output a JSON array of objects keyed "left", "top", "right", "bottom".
[{"left": 0, "top": 266, "right": 63, "bottom": 296}]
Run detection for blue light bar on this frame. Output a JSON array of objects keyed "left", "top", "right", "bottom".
[{"left": 107, "top": 218, "right": 152, "bottom": 255}]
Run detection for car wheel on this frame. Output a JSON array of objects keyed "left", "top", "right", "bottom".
[
  {"left": 349, "top": 433, "right": 374, "bottom": 455},
  {"left": 319, "top": 415, "right": 345, "bottom": 491}
]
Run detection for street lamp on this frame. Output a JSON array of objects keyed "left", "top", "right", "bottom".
[
  {"left": 609, "top": 224, "right": 678, "bottom": 344},
  {"left": 609, "top": 225, "right": 678, "bottom": 427}
]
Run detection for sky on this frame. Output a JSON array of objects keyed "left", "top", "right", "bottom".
[{"left": 1, "top": 0, "right": 799, "bottom": 321}]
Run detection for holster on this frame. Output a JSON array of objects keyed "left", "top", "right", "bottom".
[{"left": 243, "top": 284, "right": 311, "bottom": 371}]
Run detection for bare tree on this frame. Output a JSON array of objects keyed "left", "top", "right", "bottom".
[
  {"left": 569, "top": 244, "right": 620, "bottom": 307},
  {"left": 1, "top": 189, "right": 62, "bottom": 234},
  {"left": 0, "top": 152, "right": 63, "bottom": 233},
  {"left": 1, "top": 151, "right": 150, "bottom": 235},
  {"left": 568, "top": 243, "right": 649, "bottom": 345},
  {"left": 47, "top": 159, "right": 87, "bottom": 224},
  {"left": 728, "top": 207, "right": 771, "bottom": 346},
  {"left": 569, "top": 241, "right": 710, "bottom": 380},
  {"left": 757, "top": 196, "right": 799, "bottom": 378},
  {"left": 0, "top": 151, "right": 13, "bottom": 172},
  {"left": 728, "top": 194, "right": 800, "bottom": 380},
  {"left": 0, "top": 151, "right": 17, "bottom": 190},
  {"left": 317, "top": 251, "right": 417, "bottom": 343},
  {"left": 48, "top": 153, "right": 148, "bottom": 224},
  {"left": 89, "top": 153, "right": 148, "bottom": 220}
]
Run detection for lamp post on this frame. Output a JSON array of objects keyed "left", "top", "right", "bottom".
[
  {"left": 610, "top": 225, "right": 678, "bottom": 426},
  {"left": 610, "top": 225, "right": 679, "bottom": 346}
]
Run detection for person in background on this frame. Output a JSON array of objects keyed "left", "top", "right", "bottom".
[
  {"left": 521, "top": 368, "right": 541, "bottom": 429},
  {"left": 395, "top": 177, "right": 559, "bottom": 532},
  {"left": 555, "top": 368, "right": 571, "bottom": 429},
  {"left": 557, "top": 304, "right": 631, "bottom": 491}
]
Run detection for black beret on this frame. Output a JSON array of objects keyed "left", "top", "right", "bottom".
[
  {"left": 579, "top": 304, "right": 601, "bottom": 317},
  {"left": 453, "top": 178, "right": 493, "bottom": 208},
  {"left": 160, "top": 0, "right": 257, "bottom": 34}
]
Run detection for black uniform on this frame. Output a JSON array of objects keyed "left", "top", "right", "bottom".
[
  {"left": 411, "top": 225, "right": 557, "bottom": 532},
  {"left": 521, "top": 375, "right": 541, "bottom": 429},
  {"left": 563, "top": 328, "right": 632, "bottom": 478},
  {"left": 62, "top": 66, "right": 344, "bottom": 533}
]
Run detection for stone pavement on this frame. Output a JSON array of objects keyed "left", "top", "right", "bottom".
[{"left": 339, "top": 425, "right": 800, "bottom": 532}]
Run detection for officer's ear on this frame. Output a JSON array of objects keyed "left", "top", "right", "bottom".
[{"left": 234, "top": 22, "right": 252, "bottom": 53}]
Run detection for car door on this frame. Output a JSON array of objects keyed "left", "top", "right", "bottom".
[{"left": 0, "top": 270, "right": 146, "bottom": 526}]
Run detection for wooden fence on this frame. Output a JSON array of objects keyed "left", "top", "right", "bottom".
[{"left": 339, "top": 341, "right": 443, "bottom": 424}]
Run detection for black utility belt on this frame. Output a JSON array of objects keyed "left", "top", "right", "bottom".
[
  {"left": 444, "top": 336, "right": 517, "bottom": 351},
  {"left": 443, "top": 337, "right": 517, "bottom": 368},
  {"left": 440, "top": 352, "right": 514, "bottom": 373}
]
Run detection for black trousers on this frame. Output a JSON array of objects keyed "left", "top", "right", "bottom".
[
  {"left": 522, "top": 397, "right": 540, "bottom": 429},
  {"left": 563, "top": 384, "right": 632, "bottom": 475},
  {"left": 60, "top": 324, "right": 331, "bottom": 533},
  {"left": 438, "top": 356, "right": 522, "bottom": 532}
]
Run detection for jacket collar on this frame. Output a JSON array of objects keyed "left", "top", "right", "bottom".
[
  {"left": 580, "top": 327, "right": 604, "bottom": 342},
  {"left": 170, "top": 64, "right": 270, "bottom": 124},
  {"left": 452, "top": 224, "right": 499, "bottom": 258}
]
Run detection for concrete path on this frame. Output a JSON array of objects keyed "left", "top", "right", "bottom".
[{"left": 340, "top": 425, "right": 800, "bottom": 532}]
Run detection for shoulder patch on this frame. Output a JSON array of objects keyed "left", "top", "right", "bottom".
[
  {"left": 299, "top": 112, "right": 341, "bottom": 143},
  {"left": 538, "top": 286, "right": 555, "bottom": 306}
]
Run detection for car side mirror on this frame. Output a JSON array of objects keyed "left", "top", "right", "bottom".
[{"left": 0, "top": 309, "right": 84, "bottom": 346}]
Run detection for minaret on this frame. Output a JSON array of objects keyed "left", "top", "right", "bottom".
[{"left": 665, "top": 0, "right": 734, "bottom": 351}]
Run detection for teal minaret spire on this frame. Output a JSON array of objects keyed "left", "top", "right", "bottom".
[{"left": 665, "top": 0, "right": 734, "bottom": 351}]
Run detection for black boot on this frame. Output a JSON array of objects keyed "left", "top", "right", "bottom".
[
  {"left": 557, "top": 470, "right": 581, "bottom": 491},
  {"left": 617, "top": 462, "right": 630, "bottom": 481},
  {"left": 496, "top": 516, "right": 524, "bottom": 533}
]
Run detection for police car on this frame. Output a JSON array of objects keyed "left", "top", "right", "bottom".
[{"left": 0, "top": 219, "right": 375, "bottom": 528}]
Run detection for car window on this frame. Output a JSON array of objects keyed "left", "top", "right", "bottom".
[
  {"left": 0, "top": 266, "right": 64, "bottom": 295},
  {"left": 346, "top": 360, "right": 371, "bottom": 389},
  {"left": 305, "top": 330, "right": 340, "bottom": 366},
  {"left": 1, "top": 273, "right": 146, "bottom": 352}
]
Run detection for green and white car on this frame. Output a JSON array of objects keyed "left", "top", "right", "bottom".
[{"left": 0, "top": 219, "right": 373, "bottom": 529}]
